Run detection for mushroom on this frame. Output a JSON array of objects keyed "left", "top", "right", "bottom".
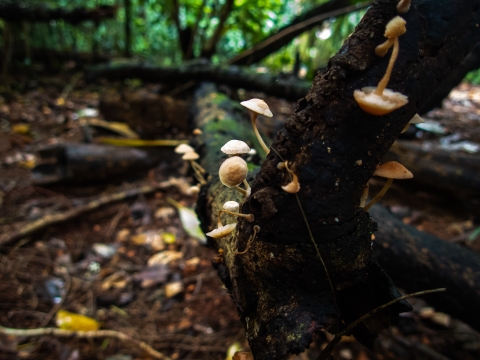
[
  {"left": 205, "top": 223, "right": 237, "bottom": 239},
  {"left": 182, "top": 151, "right": 206, "bottom": 184},
  {"left": 240, "top": 99, "right": 273, "bottom": 154},
  {"left": 401, "top": 113, "right": 425, "bottom": 133},
  {"left": 174, "top": 143, "right": 195, "bottom": 154},
  {"left": 397, "top": 0, "right": 411, "bottom": 13},
  {"left": 221, "top": 140, "right": 250, "bottom": 156},
  {"left": 354, "top": 16, "right": 408, "bottom": 116},
  {"left": 364, "top": 161, "right": 413, "bottom": 211},
  {"left": 233, "top": 351, "right": 254, "bottom": 360},
  {"left": 221, "top": 201, "right": 254, "bottom": 222},
  {"left": 219, "top": 156, "right": 251, "bottom": 196},
  {"left": 281, "top": 161, "right": 300, "bottom": 194}
]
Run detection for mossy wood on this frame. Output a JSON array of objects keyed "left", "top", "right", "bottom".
[{"left": 195, "top": 0, "right": 480, "bottom": 358}]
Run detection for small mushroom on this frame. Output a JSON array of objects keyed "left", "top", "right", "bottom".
[
  {"left": 240, "top": 99, "right": 273, "bottom": 154},
  {"left": 281, "top": 161, "right": 300, "bottom": 194},
  {"left": 364, "top": 161, "right": 413, "bottom": 211},
  {"left": 233, "top": 351, "right": 254, "bottom": 360},
  {"left": 397, "top": 0, "right": 411, "bottom": 13},
  {"left": 219, "top": 156, "right": 251, "bottom": 196},
  {"left": 206, "top": 223, "right": 237, "bottom": 239},
  {"left": 174, "top": 143, "right": 195, "bottom": 154},
  {"left": 354, "top": 16, "right": 408, "bottom": 116},
  {"left": 221, "top": 201, "right": 254, "bottom": 222},
  {"left": 401, "top": 113, "right": 425, "bottom": 133},
  {"left": 221, "top": 140, "right": 250, "bottom": 156},
  {"left": 182, "top": 151, "right": 206, "bottom": 184}
]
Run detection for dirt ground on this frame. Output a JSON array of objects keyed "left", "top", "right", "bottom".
[{"left": 0, "top": 76, "right": 479, "bottom": 359}]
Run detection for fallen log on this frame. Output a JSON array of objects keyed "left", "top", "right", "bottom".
[
  {"left": 382, "top": 140, "right": 480, "bottom": 216},
  {"left": 371, "top": 205, "right": 480, "bottom": 333},
  {"left": 87, "top": 63, "right": 310, "bottom": 101},
  {"left": 193, "top": 0, "right": 480, "bottom": 357},
  {"left": 228, "top": 0, "right": 371, "bottom": 66},
  {"left": 32, "top": 144, "right": 171, "bottom": 185},
  {"left": 0, "top": 3, "right": 117, "bottom": 24}
]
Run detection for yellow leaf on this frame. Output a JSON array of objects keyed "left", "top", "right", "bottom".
[
  {"left": 56, "top": 98, "right": 65, "bottom": 106},
  {"left": 11, "top": 124, "right": 30, "bottom": 135},
  {"left": 56, "top": 310, "right": 100, "bottom": 331},
  {"left": 81, "top": 118, "right": 139, "bottom": 139}
]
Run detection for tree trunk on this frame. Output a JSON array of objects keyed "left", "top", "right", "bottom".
[
  {"left": 228, "top": 0, "right": 371, "bottom": 66},
  {"left": 87, "top": 63, "right": 311, "bottom": 100},
  {"left": 124, "top": 0, "right": 132, "bottom": 58},
  {"left": 193, "top": 0, "right": 480, "bottom": 358},
  {"left": 0, "top": 3, "right": 117, "bottom": 24}
]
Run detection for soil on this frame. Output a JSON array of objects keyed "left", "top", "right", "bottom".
[{"left": 0, "top": 76, "right": 479, "bottom": 359}]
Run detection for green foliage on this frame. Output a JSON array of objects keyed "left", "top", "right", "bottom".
[
  {"left": 464, "top": 69, "right": 480, "bottom": 84},
  {"left": 17, "top": 0, "right": 366, "bottom": 74}
]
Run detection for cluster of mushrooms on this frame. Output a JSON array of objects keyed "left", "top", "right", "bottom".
[{"left": 175, "top": 0, "right": 418, "bottom": 243}]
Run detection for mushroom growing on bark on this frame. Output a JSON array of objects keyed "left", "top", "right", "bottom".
[
  {"left": 221, "top": 201, "right": 254, "bottom": 222},
  {"left": 354, "top": 16, "right": 408, "bottom": 116},
  {"left": 240, "top": 98, "right": 273, "bottom": 154},
  {"left": 182, "top": 151, "right": 206, "bottom": 184},
  {"left": 221, "top": 140, "right": 250, "bottom": 156},
  {"left": 281, "top": 162, "right": 301, "bottom": 194},
  {"left": 219, "top": 156, "right": 251, "bottom": 196},
  {"left": 364, "top": 161, "right": 413, "bottom": 211},
  {"left": 397, "top": 0, "right": 411, "bottom": 13}
]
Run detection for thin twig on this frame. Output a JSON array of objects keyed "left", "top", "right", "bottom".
[
  {"left": 316, "top": 288, "right": 446, "bottom": 360},
  {"left": 0, "top": 184, "right": 166, "bottom": 247},
  {"left": 0, "top": 324, "right": 171, "bottom": 360}
]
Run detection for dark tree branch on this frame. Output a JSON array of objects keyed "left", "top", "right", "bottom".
[
  {"left": 0, "top": 3, "right": 117, "bottom": 24},
  {"left": 201, "top": 0, "right": 235, "bottom": 58},
  {"left": 193, "top": 0, "right": 480, "bottom": 359},
  {"left": 87, "top": 63, "right": 311, "bottom": 100},
  {"left": 228, "top": 0, "right": 371, "bottom": 66}
]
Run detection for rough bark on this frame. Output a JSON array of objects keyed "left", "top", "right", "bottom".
[
  {"left": 193, "top": 0, "right": 480, "bottom": 358},
  {"left": 87, "top": 63, "right": 311, "bottom": 100},
  {"left": 421, "top": 43, "right": 480, "bottom": 113},
  {"left": 371, "top": 205, "right": 480, "bottom": 333},
  {"left": 0, "top": 3, "right": 117, "bottom": 24},
  {"left": 228, "top": 0, "right": 371, "bottom": 66}
]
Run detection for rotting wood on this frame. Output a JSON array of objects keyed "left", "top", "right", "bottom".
[
  {"left": 194, "top": 0, "right": 480, "bottom": 357},
  {"left": 87, "top": 63, "right": 311, "bottom": 101},
  {"left": 370, "top": 205, "right": 480, "bottom": 333}
]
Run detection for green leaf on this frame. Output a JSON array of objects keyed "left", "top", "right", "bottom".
[
  {"left": 468, "top": 226, "right": 480, "bottom": 242},
  {"left": 167, "top": 198, "right": 207, "bottom": 244}
]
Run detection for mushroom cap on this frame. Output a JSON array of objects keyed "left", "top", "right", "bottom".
[
  {"left": 240, "top": 99, "right": 273, "bottom": 117},
  {"left": 409, "top": 113, "right": 425, "bottom": 124},
  {"left": 373, "top": 161, "right": 413, "bottom": 179},
  {"left": 282, "top": 180, "right": 301, "bottom": 194},
  {"left": 221, "top": 140, "right": 250, "bottom": 155},
  {"left": 384, "top": 16, "right": 406, "bottom": 38},
  {"left": 175, "top": 143, "right": 195, "bottom": 154},
  {"left": 354, "top": 87, "right": 408, "bottom": 116},
  {"left": 182, "top": 151, "right": 200, "bottom": 160},
  {"left": 206, "top": 223, "right": 236, "bottom": 238},
  {"left": 397, "top": 0, "right": 411, "bottom": 13},
  {"left": 223, "top": 201, "right": 240, "bottom": 212},
  {"left": 219, "top": 156, "right": 248, "bottom": 187}
]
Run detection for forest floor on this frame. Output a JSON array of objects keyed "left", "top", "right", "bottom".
[{"left": 0, "top": 75, "right": 479, "bottom": 360}]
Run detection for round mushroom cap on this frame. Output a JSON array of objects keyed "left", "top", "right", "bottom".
[
  {"left": 219, "top": 156, "right": 248, "bottom": 187},
  {"left": 221, "top": 140, "right": 250, "bottom": 155},
  {"left": 175, "top": 143, "right": 195, "bottom": 154},
  {"left": 240, "top": 99, "right": 273, "bottom": 117},
  {"left": 206, "top": 223, "right": 236, "bottom": 238},
  {"left": 223, "top": 201, "right": 240, "bottom": 212},
  {"left": 233, "top": 352, "right": 254, "bottom": 360},
  {"left": 354, "top": 87, "right": 408, "bottom": 116},
  {"left": 182, "top": 151, "right": 200, "bottom": 160},
  {"left": 384, "top": 16, "right": 406, "bottom": 38},
  {"left": 373, "top": 161, "right": 413, "bottom": 179}
]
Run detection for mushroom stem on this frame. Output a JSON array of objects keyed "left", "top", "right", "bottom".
[
  {"left": 364, "top": 178, "right": 393, "bottom": 211},
  {"left": 234, "top": 185, "right": 248, "bottom": 197},
  {"left": 242, "top": 179, "right": 251, "bottom": 197},
  {"left": 222, "top": 209, "right": 254, "bottom": 222},
  {"left": 236, "top": 225, "right": 260, "bottom": 255},
  {"left": 375, "top": 38, "right": 394, "bottom": 57},
  {"left": 190, "top": 160, "right": 205, "bottom": 174},
  {"left": 360, "top": 182, "right": 370, "bottom": 208},
  {"left": 375, "top": 37, "right": 399, "bottom": 96},
  {"left": 217, "top": 211, "right": 223, "bottom": 228},
  {"left": 250, "top": 112, "right": 270, "bottom": 155},
  {"left": 189, "top": 161, "right": 206, "bottom": 184}
]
